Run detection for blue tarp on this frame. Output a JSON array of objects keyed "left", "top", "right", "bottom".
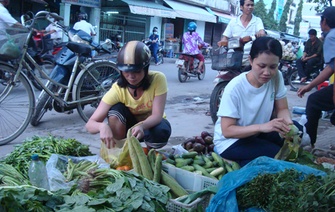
[{"left": 206, "top": 156, "right": 326, "bottom": 212}]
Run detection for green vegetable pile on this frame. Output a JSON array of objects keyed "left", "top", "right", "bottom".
[
  {"left": 236, "top": 169, "right": 335, "bottom": 211},
  {"left": 0, "top": 159, "right": 170, "bottom": 211},
  {"left": 1, "top": 135, "right": 92, "bottom": 178}
]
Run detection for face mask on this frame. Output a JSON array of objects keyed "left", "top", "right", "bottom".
[{"left": 154, "top": 32, "right": 157, "bottom": 35}]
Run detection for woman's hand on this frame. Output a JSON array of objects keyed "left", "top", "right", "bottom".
[
  {"left": 261, "top": 118, "right": 291, "bottom": 135},
  {"left": 131, "top": 124, "right": 145, "bottom": 140},
  {"left": 99, "top": 123, "right": 116, "bottom": 148}
]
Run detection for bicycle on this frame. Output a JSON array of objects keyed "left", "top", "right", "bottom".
[{"left": 0, "top": 11, "right": 119, "bottom": 145}]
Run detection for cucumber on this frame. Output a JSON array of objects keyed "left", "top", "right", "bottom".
[
  {"left": 206, "top": 167, "right": 217, "bottom": 173},
  {"left": 181, "top": 151, "right": 198, "bottom": 159},
  {"left": 225, "top": 162, "right": 234, "bottom": 172},
  {"left": 210, "top": 167, "right": 225, "bottom": 177},
  {"left": 211, "top": 152, "right": 224, "bottom": 167},
  {"left": 193, "top": 159, "right": 205, "bottom": 166},
  {"left": 165, "top": 158, "right": 176, "bottom": 165},
  {"left": 180, "top": 165, "right": 195, "bottom": 172},
  {"left": 231, "top": 161, "right": 241, "bottom": 170},
  {"left": 193, "top": 164, "right": 217, "bottom": 179}
]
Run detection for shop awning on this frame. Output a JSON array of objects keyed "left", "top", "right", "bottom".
[
  {"left": 206, "top": 7, "right": 232, "bottom": 24},
  {"left": 122, "top": 0, "right": 176, "bottom": 19},
  {"left": 164, "top": 0, "right": 216, "bottom": 23}
]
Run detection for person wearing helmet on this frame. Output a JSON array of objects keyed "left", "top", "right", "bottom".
[
  {"left": 86, "top": 40, "right": 171, "bottom": 149},
  {"left": 217, "top": 0, "right": 265, "bottom": 66},
  {"left": 149, "top": 27, "right": 160, "bottom": 65},
  {"left": 73, "top": 12, "right": 96, "bottom": 36},
  {"left": 182, "top": 21, "right": 209, "bottom": 73},
  {"left": 0, "top": 0, "right": 22, "bottom": 30}
]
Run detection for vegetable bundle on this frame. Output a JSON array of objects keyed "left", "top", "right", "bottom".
[
  {"left": 236, "top": 169, "right": 335, "bottom": 211},
  {"left": 1, "top": 135, "right": 92, "bottom": 178}
]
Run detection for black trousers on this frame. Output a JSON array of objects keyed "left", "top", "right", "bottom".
[
  {"left": 305, "top": 85, "right": 335, "bottom": 145},
  {"left": 296, "top": 57, "right": 320, "bottom": 78}
]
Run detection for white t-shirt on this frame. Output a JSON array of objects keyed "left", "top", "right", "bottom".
[
  {"left": 73, "top": 20, "right": 96, "bottom": 36},
  {"left": 0, "top": 3, "right": 18, "bottom": 30},
  {"left": 223, "top": 14, "right": 264, "bottom": 56},
  {"left": 213, "top": 71, "right": 287, "bottom": 154},
  {"left": 45, "top": 22, "right": 62, "bottom": 39}
]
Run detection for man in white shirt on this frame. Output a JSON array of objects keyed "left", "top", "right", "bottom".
[
  {"left": 73, "top": 12, "right": 96, "bottom": 36},
  {"left": 0, "top": 0, "right": 22, "bottom": 30}
]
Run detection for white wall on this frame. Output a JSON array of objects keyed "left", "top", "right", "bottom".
[{"left": 196, "top": 21, "right": 206, "bottom": 40}]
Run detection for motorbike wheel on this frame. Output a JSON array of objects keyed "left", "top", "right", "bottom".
[
  {"left": 158, "top": 53, "right": 164, "bottom": 64},
  {"left": 0, "top": 65, "right": 35, "bottom": 145},
  {"left": 209, "top": 81, "right": 229, "bottom": 124},
  {"left": 288, "top": 70, "right": 319, "bottom": 92},
  {"left": 197, "top": 65, "right": 206, "bottom": 80},
  {"left": 30, "top": 84, "right": 55, "bottom": 126},
  {"left": 75, "top": 61, "right": 120, "bottom": 122},
  {"left": 178, "top": 68, "right": 188, "bottom": 83}
]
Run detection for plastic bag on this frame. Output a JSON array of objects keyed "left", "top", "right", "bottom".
[
  {"left": 100, "top": 138, "right": 132, "bottom": 169},
  {"left": 172, "top": 144, "right": 188, "bottom": 155},
  {"left": 0, "top": 38, "right": 20, "bottom": 59},
  {"left": 46, "top": 154, "right": 110, "bottom": 192},
  {"left": 206, "top": 156, "right": 326, "bottom": 212}
]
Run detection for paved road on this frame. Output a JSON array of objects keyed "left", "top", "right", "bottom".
[{"left": 1, "top": 58, "right": 333, "bottom": 158}]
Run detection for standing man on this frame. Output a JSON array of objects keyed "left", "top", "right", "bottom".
[
  {"left": 297, "top": 7, "right": 335, "bottom": 148},
  {"left": 296, "top": 29, "right": 323, "bottom": 83},
  {"left": 217, "top": 0, "right": 265, "bottom": 65},
  {"left": 0, "top": 0, "right": 22, "bottom": 30},
  {"left": 73, "top": 12, "right": 96, "bottom": 36}
]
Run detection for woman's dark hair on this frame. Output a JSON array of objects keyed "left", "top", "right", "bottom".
[
  {"left": 117, "top": 65, "right": 152, "bottom": 91},
  {"left": 250, "top": 37, "right": 282, "bottom": 60}
]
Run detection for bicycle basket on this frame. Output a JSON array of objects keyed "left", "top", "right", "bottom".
[
  {"left": 211, "top": 48, "right": 243, "bottom": 70},
  {"left": 0, "top": 27, "right": 29, "bottom": 60}
]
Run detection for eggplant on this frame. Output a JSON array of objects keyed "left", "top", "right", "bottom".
[
  {"left": 193, "top": 143, "right": 205, "bottom": 153},
  {"left": 201, "top": 131, "right": 211, "bottom": 139},
  {"left": 194, "top": 136, "right": 206, "bottom": 145}
]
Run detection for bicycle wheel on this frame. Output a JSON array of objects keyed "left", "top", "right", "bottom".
[
  {"left": 75, "top": 61, "right": 119, "bottom": 122},
  {"left": 30, "top": 84, "right": 55, "bottom": 126},
  {"left": 0, "top": 64, "right": 35, "bottom": 145}
]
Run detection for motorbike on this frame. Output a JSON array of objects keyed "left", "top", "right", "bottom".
[
  {"left": 209, "top": 37, "right": 245, "bottom": 123},
  {"left": 30, "top": 15, "right": 119, "bottom": 126},
  {"left": 175, "top": 53, "right": 206, "bottom": 82},
  {"left": 143, "top": 39, "right": 164, "bottom": 65},
  {"left": 278, "top": 59, "right": 296, "bottom": 85}
]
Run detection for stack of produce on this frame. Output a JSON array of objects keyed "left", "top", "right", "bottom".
[
  {"left": 165, "top": 151, "right": 240, "bottom": 181},
  {"left": 181, "top": 131, "right": 215, "bottom": 154},
  {"left": 279, "top": 40, "right": 297, "bottom": 61}
]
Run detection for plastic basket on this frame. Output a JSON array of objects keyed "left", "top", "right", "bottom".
[
  {"left": 0, "top": 27, "right": 29, "bottom": 60},
  {"left": 211, "top": 49, "right": 243, "bottom": 70},
  {"left": 166, "top": 193, "right": 212, "bottom": 212}
]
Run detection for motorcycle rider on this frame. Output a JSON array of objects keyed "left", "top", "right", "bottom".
[
  {"left": 217, "top": 0, "right": 265, "bottom": 66},
  {"left": 73, "top": 12, "right": 96, "bottom": 36},
  {"left": 296, "top": 29, "right": 323, "bottom": 83},
  {"left": 182, "top": 21, "right": 208, "bottom": 74},
  {"left": 36, "top": 16, "right": 63, "bottom": 46},
  {"left": 149, "top": 26, "right": 160, "bottom": 65}
]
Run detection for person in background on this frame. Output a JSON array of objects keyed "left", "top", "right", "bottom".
[
  {"left": 296, "top": 29, "right": 323, "bottom": 83},
  {"left": 0, "top": 0, "right": 23, "bottom": 30},
  {"left": 149, "top": 27, "right": 160, "bottom": 65},
  {"left": 182, "top": 21, "right": 209, "bottom": 74},
  {"left": 217, "top": 0, "right": 265, "bottom": 66},
  {"left": 73, "top": 12, "right": 96, "bottom": 36},
  {"left": 39, "top": 17, "right": 63, "bottom": 46},
  {"left": 297, "top": 6, "right": 335, "bottom": 148},
  {"left": 214, "top": 37, "right": 300, "bottom": 167},
  {"left": 86, "top": 41, "right": 171, "bottom": 150}
]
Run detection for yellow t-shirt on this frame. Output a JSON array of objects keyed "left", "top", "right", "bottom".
[{"left": 102, "top": 71, "right": 168, "bottom": 121}]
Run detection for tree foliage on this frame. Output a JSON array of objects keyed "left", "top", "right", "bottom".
[
  {"left": 253, "top": 0, "right": 267, "bottom": 22},
  {"left": 265, "top": 0, "right": 278, "bottom": 30},
  {"left": 278, "top": 0, "right": 293, "bottom": 32},
  {"left": 293, "top": 0, "right": 303, "bottom": 36},
  {"left": 309, "top": 0, "right": 332, "bottom": 12}
]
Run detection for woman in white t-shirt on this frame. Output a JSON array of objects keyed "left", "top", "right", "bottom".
[{"left": 213, "top": 37, "right": 301, "bottom": 167}]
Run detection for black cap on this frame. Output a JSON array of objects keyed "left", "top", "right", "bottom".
[{"left": 321, "top": 6, "right": 335, "bottom": 20}]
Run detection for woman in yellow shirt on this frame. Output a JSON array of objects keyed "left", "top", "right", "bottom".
[{"left": 86, "top": 41, "right": 171, "bottom": 149}]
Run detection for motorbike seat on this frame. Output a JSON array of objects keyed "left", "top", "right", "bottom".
[
  {"left": 180, "top": 53, "right": 198, "bottom": 58},
  {"left": 66, "top": 42, "right": 92, "bottom": 57}
]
